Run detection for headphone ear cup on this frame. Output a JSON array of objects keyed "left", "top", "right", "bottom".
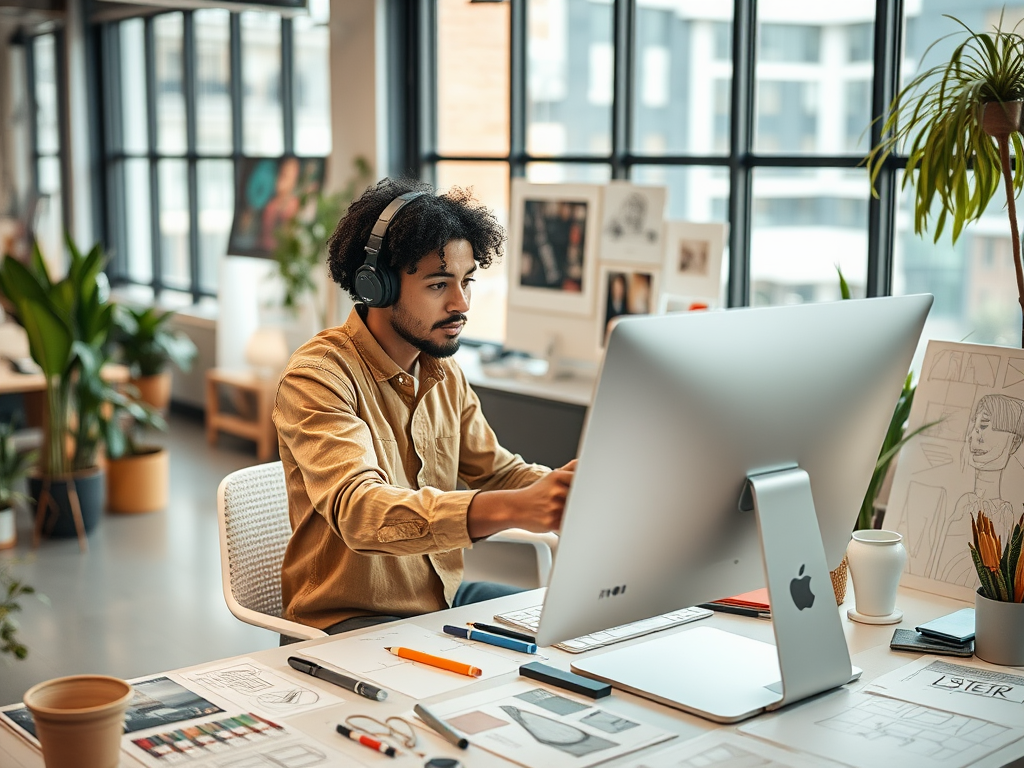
[{"left": 354, "top": 261, "right": 399, "bottom": 308}]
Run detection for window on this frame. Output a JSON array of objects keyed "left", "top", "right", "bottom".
[{"left": 99, "top": 0, "right": 331, "bottom": 302}]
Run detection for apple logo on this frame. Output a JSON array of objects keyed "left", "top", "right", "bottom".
[{"left": 790, "top": 564, "right": 815, "bottom": 610}]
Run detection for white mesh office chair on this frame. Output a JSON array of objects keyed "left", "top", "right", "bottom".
[
  {"left": 217, "top": 461, "right": 556, "bottom": 641},
  {"left": 217, "top": 461, "right": 327, "bottom": 641}
]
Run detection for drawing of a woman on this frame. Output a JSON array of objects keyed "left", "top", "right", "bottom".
[{"left": 933, "top": 394, "right": 1024, "bottom": 583}]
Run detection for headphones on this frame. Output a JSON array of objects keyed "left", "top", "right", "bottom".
[{"left": 354, "top": 191, "right": 426, "bottom": 308}]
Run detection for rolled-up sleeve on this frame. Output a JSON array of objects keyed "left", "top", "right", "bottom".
[{"left": 275, "top": 364, "right": 475, "bottom": 557}]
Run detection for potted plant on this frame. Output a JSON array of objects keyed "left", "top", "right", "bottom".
[
  {"left": 0, "top": 237, "right": 122, "bottom": 543},
  {"left": 1, "top": 562, "right": 44, "bottom": 659},
  {"left": 866, "top": 13, "right": 1024, "bottom": 345},
  {"left": 110, "top": 305, "right": 197, "bottom": 412},
  {"left": 0, "top": 421, "right": 35, "bottom": 549},
  {"left": 104, "top": 387, "right": 169, "bottom": 514},
  {"left": 272, "top": 156, "right": 372, "bottom": 330},
  {"left": 970, "top": 510, "right": 1024, "bottom": 665}
]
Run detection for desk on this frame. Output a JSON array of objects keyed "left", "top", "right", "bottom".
[{"left": 1, "top": 587, "right": 1021, "bottom": 768}]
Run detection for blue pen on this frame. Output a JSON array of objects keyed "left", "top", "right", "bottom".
[{"left": 443, "top": 624, "right": 537, "bottom": 654}]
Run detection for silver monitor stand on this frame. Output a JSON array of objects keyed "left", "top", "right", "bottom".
[{"left": 573, "top": 466, "right": 860, "bottom": 723}]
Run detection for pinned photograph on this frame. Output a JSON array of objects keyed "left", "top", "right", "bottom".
[
  {"left": 598, "top": 182, "right": 666, "bottom": 265},
  {"left": 601, "top": 267, "right": 656, "bottom": 347},
  {"left": 662, "top": 220, "right": 727, "bottom": 302},
  {"left": 508, "top": 180, "right": 602, "bottom": 317}
]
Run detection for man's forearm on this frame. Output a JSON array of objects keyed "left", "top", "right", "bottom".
[{"left": 466, "top": 489, "right": 518, "bottom": 539}]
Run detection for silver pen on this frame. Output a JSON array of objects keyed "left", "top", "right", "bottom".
[
  {"left": 414, "top": 703, "right": 469, "bottom": 749},
  {"left": 287, "top": 656, "right": 388, "bottom": 701}
]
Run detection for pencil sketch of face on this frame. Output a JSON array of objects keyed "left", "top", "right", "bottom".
[
  {"left": 678, "top": 240, "right": 709, "bottom": 275},
  {"left": 966, "top": 394, "right": 1024, "bottom": 471}
]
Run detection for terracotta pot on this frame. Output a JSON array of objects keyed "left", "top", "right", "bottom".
[
  {"left": 23, "top": 675, "right": 132, "bottom": 768},
  {"left": 131, "top": 371, "right": 172, "bottom": 411},
  {"left": 982, "top": 100, "right": 1023, "bottom": 139},
  {"left": 106, "top": 448, "right": 169, "bottom": 514}
]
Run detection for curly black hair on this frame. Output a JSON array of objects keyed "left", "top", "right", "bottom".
[{"left": 327, "top": 177, "right": 506, "bottom": 301}]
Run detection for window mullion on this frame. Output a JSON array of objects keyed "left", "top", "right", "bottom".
[
  {"left": 281, "top": 16, "right": 294, "bottom": 154},
  {"left": 510, "top": 0, "right": 526, "bottom": 177},
  {"left": 144, "top": 16, "right": 163, "bottom": 294},
  {"left": 183, "top": 11, "right": 201, "bottom": 301},
  {"left": 866, "top": 0, "right": 904, "bottom": 298},
  {"left": 727, "top": 0, "right": 756, "bottom": 309},
  {"left": 610, "top": 0, "right": 633, "bottom": 179}
]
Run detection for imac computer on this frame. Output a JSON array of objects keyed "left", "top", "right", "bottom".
[{"left": 533, "top": 294, "right": 933, "bottom": 722}]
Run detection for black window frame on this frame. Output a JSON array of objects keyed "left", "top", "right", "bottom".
[{"left": 415, "top": 0, "right": 908, "bottom": 310}]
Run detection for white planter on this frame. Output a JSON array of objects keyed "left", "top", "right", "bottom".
[
  {"left": 847, "top": 529, "right": 907, "bottom": 623},
  {"left": 0, "top": 506, "right": 15, "bottom": 549},
  {"left": 975, "top": 590, "right": 1024, "bottom": 666}
]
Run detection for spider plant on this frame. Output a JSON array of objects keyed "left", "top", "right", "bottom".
[{"left": 865, "top": 13, "right": 1024, "bottom": 346}]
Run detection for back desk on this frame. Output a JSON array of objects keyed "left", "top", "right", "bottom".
[{"left": 1, "top": 585, "right": 1018, "bottom": 768}]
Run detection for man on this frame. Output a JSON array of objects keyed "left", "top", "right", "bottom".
[{"left": 273, "top": 177, "right": 575, "bottom": 636}]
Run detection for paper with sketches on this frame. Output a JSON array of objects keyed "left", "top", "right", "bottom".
[
  {"left": 598, "top": 181, "right": 666, "bottom": 264},
  {"left": 413, "top": 680, "right": 675, "bottom": 768},
  {"left": 182, "top": 657, "right": 344, "bottom": 719},
  {"left": 866, "top": 657, "right": 1024, "bottom": 727},
  {"left": 0, "top": 675, "right": 225, "bottom": 748},
  {"left": 306, "top": 623, "right": 527, "bottom": 699},
  {"left": 741, "top": 689, "right": 1023, "bottom": 768},
  {"left": 121, "top": 711, "right": 362, "bottom": 768},
  {"left": 882, "top": 340, "right": 1024, "bottom": 600},
  {"left": 620, "top": 730, "right": 841, "bottom": 768}
]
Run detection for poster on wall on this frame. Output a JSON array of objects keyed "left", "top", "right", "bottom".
[
  {"left": 598, "top": 181, "right": 666, "bottom": 264},
  {"left": 227, "top": 156, "right": 326, "bottom": 259},
  {"left": 882, "top": 339, "right": 1024, "bottom": 600},
  {"left": 507, "top": 180, "right": 602, "bottom": 317},
  {"left": 660, "top": 220, "right": 727, "bottom": 302}
]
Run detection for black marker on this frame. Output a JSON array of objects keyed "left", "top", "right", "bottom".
[{"left": 287, "top": 656, "right": 387, "bottom": 701}]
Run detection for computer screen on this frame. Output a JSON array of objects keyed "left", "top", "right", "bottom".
[{"left": 533, "top": 295, "right": 932, "bottom": 719}]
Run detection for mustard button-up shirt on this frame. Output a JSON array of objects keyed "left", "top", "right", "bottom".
[{"left": 274, "top": 307, "right": 548, "bottom": 630}]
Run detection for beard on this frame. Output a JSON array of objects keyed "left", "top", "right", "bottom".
[{"left": 390, "top": 304, "right": 466, "bottom": 358}]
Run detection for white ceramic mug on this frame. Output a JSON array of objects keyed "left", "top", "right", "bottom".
[{"left": 847, "top": 529, "right": 906, "bottom": 617}]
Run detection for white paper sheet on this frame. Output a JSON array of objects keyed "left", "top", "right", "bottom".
[
  {"left": 306, "top": 623, "right": 528, "bottom": 699},
  {"left": 181, "top": 657, "right": 345, "bottom": 719},
  {"left": 120, "top": 711, "right": 364, "bottom": 768},
  {"left": 881, "top": 340, "right": 1024, "bottom": 601},
  {"left": 866, "top": 657, "right": 1024, "bottom": 727},
  {"left": 619, "top": 730, "right": 842, "bottom": 768},
  {"left": 412, "top": 680, "right": 675, "bottom": 768},
  {"left": 740, "top": 689, "right": 1024, "bottom": 768}
]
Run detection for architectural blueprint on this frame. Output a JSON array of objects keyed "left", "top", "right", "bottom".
[
  {"left": 881, "top": 340, "right": 1024, "bottom": 600},
  {"left": 622, "top": 730, "right": 839, "bottom": 768}
]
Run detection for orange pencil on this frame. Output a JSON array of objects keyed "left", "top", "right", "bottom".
[{"left": 384, "top": 646, "right": 482, "bottom": 677}]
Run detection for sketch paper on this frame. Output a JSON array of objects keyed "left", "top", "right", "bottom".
[
  {"left": 882, "top": 340, "right": 1024, "bottom": 600},
  {"left": 182, "top": 657, "right": 344, "bottom": 719},
  {"left": 306, "top": 623, "right": 527, "bottom": 699},
  {"left": 121, "top": 711, "right": 362, "bottom": 768},
  {"left": 620, "top": 730, "right": 840, "bottom": 768},
  {"left": 412, "top": 680, "right": 675, "bottom": 768},
  {"left": 866, "top": 657, "right": 1024, "bottom": 727},
  {"left": 740, "top": 688, "right": 1023, "bottom": 768},
  {"left": 0, "top": 675, "right": 224, "bottom": 746},
  {"left": 598, "top": 181, "right": 666, "bottom": 264}
]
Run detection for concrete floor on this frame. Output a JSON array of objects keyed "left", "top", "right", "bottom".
[{"left": 0, "top": 414, "right": 539, "bottom": 706}]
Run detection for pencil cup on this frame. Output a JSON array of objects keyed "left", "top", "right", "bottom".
[
  {"left": 23, "top": 675, "right": 133, "bottom": 768},
  {"left": 846, "top": 530, "right": 906, "bottom": 624}
]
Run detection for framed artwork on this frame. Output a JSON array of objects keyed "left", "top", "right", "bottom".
[
  {"left": 661, "top": 220, "right": 727, "bottom": 301},
  {"left": 227, "top": 156, "right": 326, "bottom": 259},
  {"left": 599, "top": 266, "right": 658, "bottom": 348},
  {"left": 598, "top": 181, "right": 666, "bottom": 265},
  {"left": 507, "top": 180, "right": 602, "bottom": 317}
]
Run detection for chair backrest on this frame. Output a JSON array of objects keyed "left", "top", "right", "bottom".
[{"left": 217, "top": 461, "right": 292, "bottom": 619}]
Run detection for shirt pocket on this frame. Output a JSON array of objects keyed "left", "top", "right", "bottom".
[{"left": 432, "top": 435, "right": 460, "bottom": 490}]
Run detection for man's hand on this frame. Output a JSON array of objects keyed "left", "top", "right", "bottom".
[{"left": 467, "top": 460, "right": 578, "bottom": 539}]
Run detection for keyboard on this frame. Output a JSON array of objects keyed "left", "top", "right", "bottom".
[{"left": 493, "top": 604, "right": 713, "bottom": 654}]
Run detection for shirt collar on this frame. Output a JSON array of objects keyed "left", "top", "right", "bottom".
[{"left": 342, "top": 306, "right": 447, "bottom": 385}]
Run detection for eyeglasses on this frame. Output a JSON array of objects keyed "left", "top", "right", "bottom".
[{"left": 344, "top": 714, "right": 421, "bottom": 756}]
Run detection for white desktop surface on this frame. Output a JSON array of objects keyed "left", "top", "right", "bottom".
[
  {"left": 455, "top": 347, "right": 596, "bottom": 408},
  {"left": 1, "top": 585, "right": 1019, "bottom": 768}
]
